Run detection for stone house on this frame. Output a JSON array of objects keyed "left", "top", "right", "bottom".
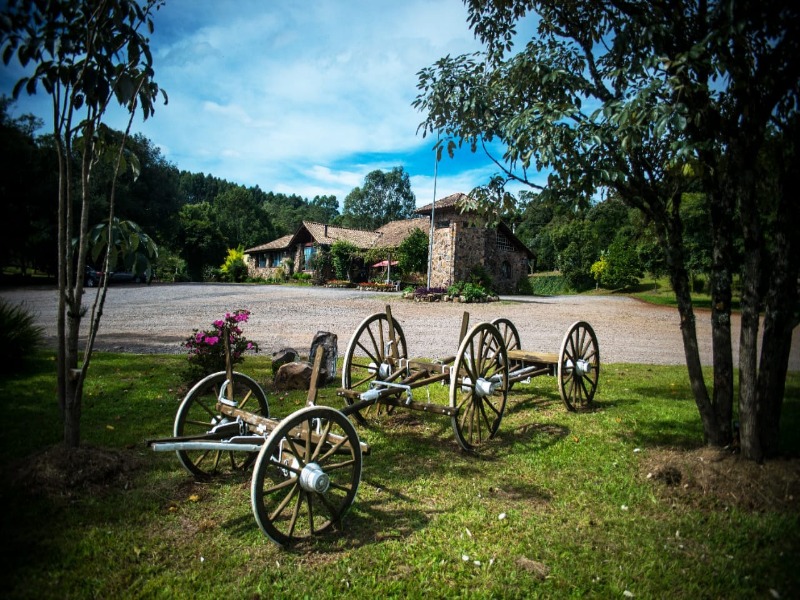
[
  {"left": 244, "top": 192, "right": 533, "bottom": 293},
  {"left": 244, "top": 219, "right": 429, "bottom": 281},
  {"left": 416, "top": 192, "right": 533, "bottom": 294}
]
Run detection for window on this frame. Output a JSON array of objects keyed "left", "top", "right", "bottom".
[
  {"left": 303, "top": 245, "right": 316, "bottom": 269},
  {"left": 271, "top": 252, "right": 282, "bottom": 267},
  {"left": 500, "top": 260, "right": 511, "bottom": 279},
  {"left": 435, "top": 220, "right": 450, "bottom": 229},
  {"left": 496, "top": 231, "right": 514, "bottom": 252},
  {"left": 258, "top": 254, "right": 267, "bottom": 268}
]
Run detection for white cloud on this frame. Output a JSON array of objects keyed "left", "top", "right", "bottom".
[{"left": 5, "top": 0, "right": 545, "bottom": 209}]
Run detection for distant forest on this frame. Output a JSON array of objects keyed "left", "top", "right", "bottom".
[{"left": 0, "top": 97, "right": 714, "bottom": 289}]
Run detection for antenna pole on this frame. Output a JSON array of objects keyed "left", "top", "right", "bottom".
[{"left": 427, "top": 133, "right": 439, "bottom": 289}]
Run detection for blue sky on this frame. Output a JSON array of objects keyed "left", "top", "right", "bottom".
[{"left": 2, "top": 0, "right": 541, "bottom": 208}]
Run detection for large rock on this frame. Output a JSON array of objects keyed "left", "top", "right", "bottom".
[
  {"left": 274, "top": 361, "right": 321, "bottom": 391},
  {"left": 309, "top": 331, "right": 338, "bottom": 383},
  {"left": 271, "top": 347, "right": 298, "bottom": 375}
]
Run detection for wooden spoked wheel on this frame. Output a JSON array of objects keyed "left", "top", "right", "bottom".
[
  {"left": 250, "top": 406, "right": 362, "bottom": 547},
  {"left": 557, "top": 321, "right": 600, "bottom": 411},
  {"left": 341, "top": 311, "right": 408, "bottom": 426},
  {"left": 174, "top": 371, "right": 269, "bottom": 478},
  {"left": 490, "top": 317, "right": 522, "bottom": 388},
  {"left": 449, "top": 322, "right": 508, "bottom": 451}
]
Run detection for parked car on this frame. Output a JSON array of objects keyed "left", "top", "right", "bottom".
[
  {"left": 85, "top": 266, "right": 100, "bottom": 287},
  {"left": 100, "top": 270, "right": 151, "bottom": 284}
]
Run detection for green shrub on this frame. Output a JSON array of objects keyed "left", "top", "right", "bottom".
[
  {"left": 528, "top": 273, "right": 570, "bottom": 295},
  {"left": 467, "top": 264, "right": 494, "bottom": 292},
  {"left": 602, "top": 236, "right": 642, "bottom": 289},
  {"left": 330, "top": 240, "right": 358, "bottom": 280},
  {"left": 447, "top": 280, "right": 490, "bottom": 302},
  {"left": 219, "top": 247, "right": 248, "bottom": 283},
  {"left": 516, "top": 274, "right": 534, "bottom": 294},
  {"left": 0, "top": 300, "right": 43, "bottom": 373}
]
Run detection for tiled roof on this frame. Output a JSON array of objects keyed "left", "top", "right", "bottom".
[
  {"left": 374, "top": 217, "right": 430, "bottom": 248},
  {"left": 244, "top": 234, "right": 293, "bottom": 253},
  {"left": 415, "top": 192, "right": 469, "bottom": 215},
  {"left": 302, "top": 221, "right": 380, "bottom": 249}
]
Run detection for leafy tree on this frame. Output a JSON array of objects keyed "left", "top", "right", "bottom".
[
  {"left": 1, "top": 0, "right": 166, "bottom": 448},
  {"left": 341, "top": 167, "right": 416, "bottom": 230},
  {"left": 214, "top": 186, "right": 275, "bottom": 249},
  {"left": 680, "top": 193, "right": 714, "bottom": 283},
  {"left": 178, "top": 171, "right": 225, "bottom": 205},
  {"left": 87, "top": 217, "right": 158, "bottom": 280},
  {"left": 308, "top": 194, "right": 340, "bottom": 224},
  {"left": 219, "top": 247, "right": 248, "bottom": 283},
  {"left": 415, "top": 0, "right": 799, "bottom": 459},
  {"left": 0, "top": 97, "right": 53, "bottom": 274},
  {"left": 587, "top": 198, "right": 634, "bottom": 253},
  {"left": 395, "top": 227, "right": 429, "bottom": 275},
  {"left": 120, "top": 133, "right": 183, "bottom": 243},
  {"left": 330, "top": 240, "right": 359, "bottom": 281},
  {"left": 590, "top": 256, "right": 607, "bottom": 289},
  {"left": 177, "top": 202, "right": 227, "bottom": 281},
  {"left": 550, "top": 219, "right": 597, "bottom": 291},
  {"left": 603, "top": 235, "right": 642, "bottom": 290}
]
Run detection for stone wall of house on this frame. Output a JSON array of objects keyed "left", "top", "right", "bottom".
[
  {"left": 246, "top": 259, "right": 282, "bottom": 280},
  {"left": 453, "top": 217, "right": 486, "bottom": 283},
  {"left": 245, "top": 248, "right": 298, "bottom": 280},
  {"left": 428, "top": 212, "right": 529, "bottom": 294},
  {"left": 428, "top": 220, "right": 456, "bottom": 289},
  {"left": 484, "top": 230, "right": 530, "bottom": 294}
]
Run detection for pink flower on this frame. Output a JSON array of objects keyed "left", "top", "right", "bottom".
[{"left": 205, "top": 336, "right": 219, "bottom": 346}]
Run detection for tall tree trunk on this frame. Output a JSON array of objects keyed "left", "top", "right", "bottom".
[
  {"left": 660, "top": 205, "right": 726, "bottom": 445},
  {"left": 738, "top": 242, "right": 762, "bottom": 461},
  {"left": 756, "top": 249, "right": 798, "bottom": 458},
  {"left": 756, "top": 148, "right": 800, "bottom": 458},
  {"left": 735, "top": 156, "right": 764, "bottom": 461},
  {"left": 63, "top": 298, "right": 83, "bottom": 447},
  {"left": 707, "top": 188, "right": 734, "bottom": 446}
]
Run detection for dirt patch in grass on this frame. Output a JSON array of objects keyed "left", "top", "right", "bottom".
[
  {"left": 9, "top": 444, "right": 143, "bottom": 500},
  {"left": 11, "top": 441, "right": 800, "bottom": 526},
  {"left": 640, "top": 446, "right": 800, "bottom": 513}
]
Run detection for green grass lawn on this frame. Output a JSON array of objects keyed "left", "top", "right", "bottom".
[
  {"left": 628, "top": 276, "right": 742, "bottom": 311},
  {"left": 2, "top": 353, "right": 798, "bottom": 599}
]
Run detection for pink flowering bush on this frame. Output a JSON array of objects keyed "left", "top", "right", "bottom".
[{"left": 182, "top": 309, "right": 259, "bottom": 375}]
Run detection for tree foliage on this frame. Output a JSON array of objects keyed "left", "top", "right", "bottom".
[
  {"left": 415, "top": 0, "right": 800, "bottom": 459},
  {"left": 177, "top": 202, "right": 227, "bottom": 281},
  {"left": 219, "top": 246, "right": 248, "bottom": 283},
  {"left": 1, "top": 0, "right": 167, "bottom": 448},
  {"left": 396, "top": 227, "right": 429, "bottom": 275},
  {"left": 341, "top": 167, "right": 416, "bottom": 230},
  {"left": 330, "top": 240, "right": 358, "bottom": 281}
]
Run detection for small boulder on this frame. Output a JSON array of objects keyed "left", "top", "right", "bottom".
[
  {"left": 271, "top": 348, "right": 298, "bottom": 375},
  {"left": 274, "top": 361, "right": 315, "bottom": 390}
]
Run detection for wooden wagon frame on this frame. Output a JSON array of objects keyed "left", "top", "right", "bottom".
[{"left": 148, "top": 305, "right": 599, "bottom": 546}]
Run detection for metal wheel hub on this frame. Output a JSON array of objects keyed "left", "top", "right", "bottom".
[
  {"left": 565, "top": 358, "right": 592, "bottom": 376},
  {"left": 462, "top": 376, "right": 502, "bottom": 397},
  {"left": 368, "top": 361, "right": 393, "bottom": 380},
  {"left": 299, "top": 462, "right": 330, "bottom": 493}
]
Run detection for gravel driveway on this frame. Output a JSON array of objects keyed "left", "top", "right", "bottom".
[{"left": 2, "top": 283, "right": 798, "bottom": 369}]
